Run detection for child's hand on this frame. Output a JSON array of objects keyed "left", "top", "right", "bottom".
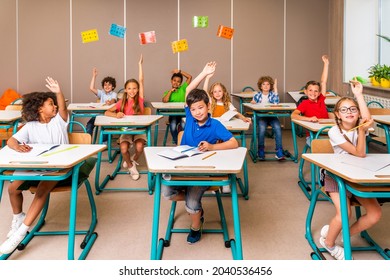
[
  {"left": 358, "top": 118, "right": 373, "bottom": 132},
  {"left": 198, "top": 141, "right": 211, "bottom": 152},
  {"left": 116, "top": 112, "right": 125, "bottom": 118},
  {"left": 322, "top": 55, "right": 329, "bottom": 64},
  {"left": 92, "top": 68, "right": 98, "bottom": 77},
  {"left": 14, "top": 143, "right": 32, "bottom": 153},
  {"left": 202, "top": 61, "right": 216, "bottom": 76},
  {"left": 350, "top": 80, "right": 363, "bottom": 97},
  {"left": 308, "top": 116, "right": 319, "bottom": 122},
  {"left": 244, "top": 117, "right": 252, "bottom": 124},
  {"left": 45, "top": 77, "right": 61, "bottom": 94}
]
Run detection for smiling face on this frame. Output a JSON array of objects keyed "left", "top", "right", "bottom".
[
  {"left": 260, "top": 81, "right": 271, "bottom": 93},
  {"left": 304, "top": 84, "right": 321, "bottom": 102},
  {"left": 211, "top": 84, "right": 224, "bottom": 101},
  {"left": 334, "top": 99, "right": 360, "bottom": 128},
  {"left": 39, "top": 97, "right": 57, "bottom": 120},
  {"left": 103, "top": 81, "right": 114, "bottom": 93},
  {"left": 171, "top": 76, "right": 182, "bottom": 89},
  {"left": 189, "top": 100, "right": 210, "bottom": 125},
  {"left": 125, "top": 81, "right": 139, "bottom": 98}
]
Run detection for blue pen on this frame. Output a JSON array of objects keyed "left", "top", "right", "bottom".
[{"left": 181, "top": 146, "right": 198, "bottom": 153}]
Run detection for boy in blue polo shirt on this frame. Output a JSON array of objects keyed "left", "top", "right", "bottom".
[{"left": 161, "top": 61, "right": 238, "bottom": 244}]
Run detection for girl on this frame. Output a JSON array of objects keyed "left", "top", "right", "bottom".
[
  {"left": 203, "top": 73, "right": 250, "bottom": 194},
  {"left": 104, "top": 54, "right": 145, "bottom": 181},
  {"left": 0, "top": 77, "right": 69, "bottom": 254},
  {"left": 320, "top": 81, "right": 381, "bottom": 260},
  {"left": 250, "top": 76, "right": 284, "bottom": 160}
]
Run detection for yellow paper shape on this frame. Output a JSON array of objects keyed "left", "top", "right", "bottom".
[
  {"left": 171, "top": 39, "right": 188, "bottom": 53},
  {"left": 217, "top": 25, "right": 234, "bottom": 39},
  {"left": 81, "top": 29, "right": 99, "bottom": 43}
]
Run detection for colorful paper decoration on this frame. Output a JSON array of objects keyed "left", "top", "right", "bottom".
[
  {"left": 217, "top": 25, "right": 234, "bottom": 39},
  {"left": 109, "top": 23, "right": 126, "bottom": 38},
  {"left": 171, "top": 39, "right": 188, "bottom": 53},
  {"left": 139, "top": 31, "right": 156, "bottom": 45},
  {"left": 81, "top": 29, "right": 99, "bottom": 43},
  {"left": 193, "top": 16, "right": 208, "bottom": 28}
]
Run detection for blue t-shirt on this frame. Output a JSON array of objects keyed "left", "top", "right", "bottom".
[{"left": 181, "top": 107, "right": 233, "bottom": 146}]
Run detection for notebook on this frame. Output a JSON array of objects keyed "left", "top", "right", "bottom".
[{"left": 157, "top": 145, "right": 204, "bottom": 160}]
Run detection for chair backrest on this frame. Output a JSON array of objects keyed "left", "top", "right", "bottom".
[
  {"left": 177, "top": 131, "right": 184, "bottom": 145},
  {"left": 67, "top": 121, "right": 91, "bottom": 144},
  {"left": 143, "top": 107, "right": 152, "bottom": 115},
  {"left": 242, "top": 86, "right": 255, "bottom": 92},
  {"left": 311, "top": 139, "right": 333, "bottom": 154},
  {"left": 5, "top": 104, "right": 22, "bottom": 111}
]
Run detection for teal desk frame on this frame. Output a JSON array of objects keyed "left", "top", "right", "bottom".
[
  {"left": 371, "top": 115, "right": 390, "bottom": 154},
  {"left": 243, "top": 103, "right": 298, "bottom": 163},
  {"left": 0, "top": 144, "right": 105, "bottom": 260},
  {"left": 231, "top": 92, "right": 255, "bottom": 115},
  {"left": 303, "top": 153, "right": 390, "bottom": 260},
  {"left": 145, "top": 147, "right": 247, "bottom": 260},
  {"left": 0, "top": 111, "right": 21, "bottom": 147},
  {"left": 94, "top": 115, "right": 162, "bottom": 194}
]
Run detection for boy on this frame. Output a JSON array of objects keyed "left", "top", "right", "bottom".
[
  {"left": 291, "top": 55, "right": 332, "bottom": 145},
  {"left": 162, "top": 69, "right": 192, "bottom": 144},
  {"left": 161, "top": 61, "right": 238, "bottom": 244}
]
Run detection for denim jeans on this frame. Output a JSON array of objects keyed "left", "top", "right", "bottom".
[
  {"left": 258, "top": 116, "right": 283, "bottom": 150},
  {"left": 168, "top": 116, "right": 185, "bottom": 144},
  {"left": 161, "top": 185, "right": 209, "bottom": 214},
  {"left": 87, "top": 117, "right": 107, "bottom": 142}
]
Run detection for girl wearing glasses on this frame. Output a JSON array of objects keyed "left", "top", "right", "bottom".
[{"left": 319, "top": 81, "right": 381, "bottom": 260}]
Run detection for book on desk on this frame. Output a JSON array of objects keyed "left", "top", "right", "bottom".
[{"left": 157, "top": 145, "right": 203, "bottom": 160}]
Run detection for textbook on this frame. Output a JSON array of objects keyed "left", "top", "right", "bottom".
[
  {"left": 318, "top": 119, "right": 336, "bottom": 124},
  {"left": 157, "top": 145, "right": 203, "bottom": 160}
]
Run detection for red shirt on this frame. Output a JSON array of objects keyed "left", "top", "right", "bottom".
[
  {"left": 296, "top": 94, "right": 328, "bottom": 119},
  {"left": 115, "top": 97, "right": 144, "bottom": 115}
]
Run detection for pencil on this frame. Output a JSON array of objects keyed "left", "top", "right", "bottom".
[
  {"left": 348, "top": 122, "right": 368, "bottom": 132},
  {"left": 202, "top": 152, "right": 216, "bottom": 160}
]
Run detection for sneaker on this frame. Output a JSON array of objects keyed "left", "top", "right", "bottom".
[
  {"left": 258, "top": 149, "right": 265, "bottom": 161},
  {"left": 6, "top": 213, "right": 26, "bottom": 239},
  {"left": 0, "top": 232, "right": 26, "bottom": 254},
  {"left": 128, "top": 163, "right": 140, "bottom": 180},
  {"left": 187, "top": 210, "right": 204, "bottom": 244},
  {"left": 275, "top": 148, "right": 285, "bottom": 160},
  {"left": 131, "top": 154, "right": 139, "bottom": 166},
  {"left": 122, "top": 161, "right": 128, "bottom": 169},
  {"left": 320, "top": 225, "right": 329, "bottom": 239},
  {"left": 319, "top": 236, "right": 345, "bottom": 260},
  {"left": 221, "top": 185, "right": 231, "bottom": 194}
]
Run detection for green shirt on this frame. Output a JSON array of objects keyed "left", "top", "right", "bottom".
[{"left": 163, "top": 82, "right": 188, "bottom": 102}]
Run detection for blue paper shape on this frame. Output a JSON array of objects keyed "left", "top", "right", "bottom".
[{"left": 109, "top": 23, "right": 126, "bottom": 38}]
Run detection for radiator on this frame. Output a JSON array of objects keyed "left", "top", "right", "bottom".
[{"left": 364, "top": 94, "right": 390, "bottom": 137}]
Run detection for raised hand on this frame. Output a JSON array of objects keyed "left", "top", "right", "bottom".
[{"left": 45, "top": 77, "right": 61, "bottom": 94}]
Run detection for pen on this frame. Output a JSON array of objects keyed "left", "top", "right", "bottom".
[
  {"left": 181, "top": 146, "right": 198, "bottom": 153},
  {"left": 202, "top": 152, "right": 217, "bottom": 160},
  {"left": 348, "top": 122, "right": 368, "bottom": 132}
]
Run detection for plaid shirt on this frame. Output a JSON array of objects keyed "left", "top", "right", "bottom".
[{"left": 252, "top": 91, "right": 279, "bottom": 104}]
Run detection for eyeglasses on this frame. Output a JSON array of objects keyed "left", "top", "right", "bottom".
[{"left": 338, "top": 106, "right": 358, "bottom": 114}]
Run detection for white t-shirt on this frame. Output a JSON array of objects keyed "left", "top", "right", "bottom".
[
  {"left": 328, "top": 125, "right": 368, "bottom": 154},
  {"left": 216, "top": 101, "right": 236, "bottom": 111},
  {"left": 13, "top": 113, "right": 69, "bottom": 144}
]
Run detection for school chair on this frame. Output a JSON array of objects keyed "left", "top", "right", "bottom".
[
  {"left": 156, "top": 131, "right": 234, "bottom": 259},
  {"left": 306, "top": 138, "right": 390, "bottom": 260},
  {"left": 0, "top": 104, "right": 23, "bottom": 147},
  {"left": 1, "top": 121, "right": 98, "bottom": 260}
]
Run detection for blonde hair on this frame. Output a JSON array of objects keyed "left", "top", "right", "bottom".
[{"left": 208, "top": 82, "right": 231, "bottom": 113}]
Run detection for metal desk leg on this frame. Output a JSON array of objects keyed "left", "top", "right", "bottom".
[{"left": 150, "top": 174, "right": 162, "bottom": 260}]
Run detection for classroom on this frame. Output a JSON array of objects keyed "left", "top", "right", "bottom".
[{"left": 0, "top": 0, "right": 390, "bottom": 263}]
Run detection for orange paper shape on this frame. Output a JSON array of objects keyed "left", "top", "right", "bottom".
[
  {"left": 217, "top": 25, "right": 234, "bottom": 39},
  {"left": 171, "top": 39, "right": 188, "bottom": 53},
  {"left": 81, "top": 29, "right": 99, "bottom": 43},
  {"left": 139, "top": 31, "right": 156, "bottom": 45}
]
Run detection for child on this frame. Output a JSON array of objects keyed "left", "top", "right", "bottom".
[
  {"left": 162, "top": 69, "right": 192, "bottom": 144},
  {"left": 86, "top": 68, "right": 117, "bottom": 139},
  {"left": 161, "top": 61, "right": 238, "bottom": 244},
  {"left": 291, "top": 55, "right": 331, "bottom": 146},
  {"left": 0, "top": 77, "right": 69, "bottom": 254},
  {"left": 203, "top": 73, "right": 251, "bottom": 193},
  {"left": 250, "top": 76, "right": 285, "bottom": 160},
  {"left": 319, "top": 81, "right": 381, "bottom": 260},
  {"left": 104, "top": 54, "right": 145, "bottom": 181}
]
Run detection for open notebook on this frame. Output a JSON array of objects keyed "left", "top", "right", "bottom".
[{"left": 157, "top": 145, "right": 204, "bottom": 160}]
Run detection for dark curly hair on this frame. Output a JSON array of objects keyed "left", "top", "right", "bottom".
[
  {"left": 101, "top": 76, "right": 116, "bottom": 89},
  {"left": 22, "top": 92, "right": 57, "bottom": 122}
]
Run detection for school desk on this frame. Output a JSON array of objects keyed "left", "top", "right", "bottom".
[
  {"left": 0, "top": 143, "right": 106, "bottom": 260},
  {"left": 0, "top": 110, "right": 21, "bottom": 133},
  {"left": 243, "top": 102, "right": 298, "bottom": 162},
  {"left": 144, "top": 147, "right": 247, "bottom": 260},
  {"left": 303, "top": 153, "right": 390, "bottom": 260},
  {"left": 372, "top": 115, "right": 390, "bottom": 153},
  {"left": 213, "top": 117, "right": 250, "bottom": 199},
  {"left": 93, "top": 114, "right": 163, "bottom": 194},
  {"left": 67, "top": 103, "right": 115, "bottom": 143},
  {"left": 150, "top": 102, "right": 185, "bottom": 146},
  {"left": 291, "top": 119, "right": 335, "bottom": 200},
  {"left": 231, "top": 92, "right": 255, "bottom": 114}
]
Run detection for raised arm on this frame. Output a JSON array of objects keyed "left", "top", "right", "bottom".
[
  {"left": 178, "top": 69, "right": 192, "bottom": 85},
  {"left": 185, "top": 61, "right": 216, "bottom": 100},
  {"left": 202, "top": 73, "right": 214, "bottom": 99},
  {"left": 320, "top": 55, "right": 329, "bottom": 96},
  {"left": 273, "top": 78, "right": 278, "bottom": 94},
  {"left": 45, "top": 77, "right": 68, "bottom": 122},
  {"left": 138, "top": 54, "right": 144, "bottom": 100},
  {"left": 89, "top": 68, "right": 98, "bottom": 95},
  {"left": 350, "top": 80, "right": 370, "bottom": 120}
]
